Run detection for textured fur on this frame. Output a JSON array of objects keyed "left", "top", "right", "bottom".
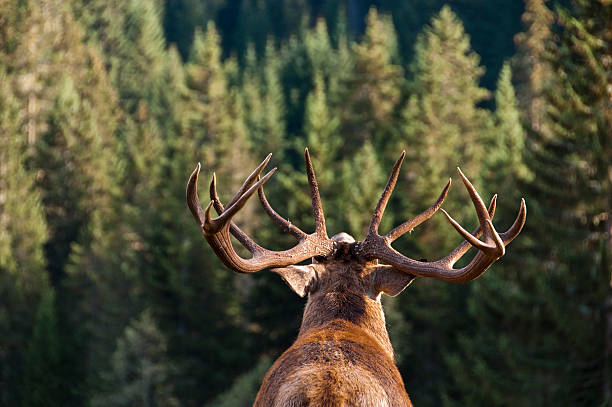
[{"left": 254, "top": 241, "right": 413, "bottom": 406}]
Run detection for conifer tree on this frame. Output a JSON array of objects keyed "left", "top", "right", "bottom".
[
  {"left": 338, "top": 141, "right": 386, "bottom": 237},
  {"left": 445, "top": 2, "right": 611, "bottom": 405},
  {"left": 21, "top": 288, "right": 65, "bottom": 407},
  {"left": 540, "top": 0, "right": 611, "bottom": 401},
  {"left": 392, "top": 8, "right": 493, "bottom": 406},
  {"left": 91, "top": 310, "right": 179, "bottom": 407},
  {"left": 138, "top": 22, "right": 258, "bottom": 405},
  {"left": 483, "top": 63, "right": 531, "bottom": 202},
  {"left": 399, "top": 5, "right": 491, "bottom": 254},
  {"left": 241, "top": 40, "right": 286, "bottom": 159},
  {"left": 0, "top": 68, "right": 50, "bottom": 406},
  {"left": 513, "top": 0, "right": 554, "bottom": 132},
  {"left": 340, "top": 7, "right": 403, "bottom": 154}
]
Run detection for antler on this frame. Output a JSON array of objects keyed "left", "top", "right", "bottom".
[
  {"left": 360, "top": 152, "right": 526, "bottom": 283},
  {"left": 186, "top": 149, "right": 334, "bottom": 273}
]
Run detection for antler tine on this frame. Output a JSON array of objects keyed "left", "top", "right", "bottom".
[
  {"left": 225, "top": 153, "right": 272, "bottom": 209},
  {"left": 439, "top": 168, "right": 504, "bottom": 258},
  {"left": 209, "top": 172, "right": 265, "bottom": 253},
  {"left": 499, "top": 198, "right": 526, "bottom": 242},
  {"left": 385, "top": 178, "right": 451, "bottom": 243},
  {"left": 187, "top": 163, "right": 206, "bottom": 225},
  {"left": 257, "top": 182, "right": 308, "bottom": 240},
  {"left": 304, "top": 148, "right": 327, "bottom": 236},
  {"left": 456, "top": 167, "right": 490, "bottom": 226},
  {"left": 369, "top": 151, "right": 405, "bottom": 235},
  {"left": 440, "top": 195, "right": 497, "bottom": 265},
  {"left": 204, "top": 168, "right": 277, "bottom": 234}
]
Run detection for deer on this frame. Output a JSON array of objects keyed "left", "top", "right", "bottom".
[{"left": 186, "top": 149, "right": 526, "bottom": 407}]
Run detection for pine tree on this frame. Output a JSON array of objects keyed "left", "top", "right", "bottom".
[
  {"left": 339, "top": 7, "right": 403, "bottom": 154},
  {"left": 541, "top": 0, "right": 611, "bottom": 401},
  {"left": 445, "top": 1, "right": 611, "bottom": 405},
  {"left": 391, "top": 8, "right": 493, "bottom": 406},
  {"left": 241, "top": 40, "right": 286, "bottom": 159},
  {"left": 0, "top": 67, "right": 50, "bottom": 406},
  {"left": 134, "top": 21, "right": 259, "bottom": 405},
  {"left": 21, "top": 288, "right": 64, "bottom": 407},
  {"left": 337, "top": 141, "right": 387, "bottom": 237},
  {"left": 513, "top": 0, "right": 554, "bottom": 132},
  {"left": 91, "top": 310, "right": 179, "bottom": 407},
  {"left": 482, "top": 63, "right": 531, "bottom": 202},
  {"left": 399, "top": 5, "right": 491, "bottom": 254}
]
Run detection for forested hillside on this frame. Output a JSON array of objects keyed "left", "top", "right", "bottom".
[{"left": 0, "top": 0, "right": 610, "bottom": 406}]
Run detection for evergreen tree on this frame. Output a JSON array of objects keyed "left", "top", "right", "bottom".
[
  {"left": 91, "top": 310, "right": 179, "bottom": 407},
  {"left": 0, "top": 68, "right": 50, "bottom": 406},
  {"left": 513, "top": 0, "right": 554, "bottom": 132},
  {"left": 399, "top": 5, "right": 491, "bottom": 254},
  {"left": 337, "top": 141, "right": 387, "bottom": 237},
  {"left": 445, "top": 1, "right": 611, "bottom": 405},
  {"left": 241, "top": 40, "right": 286, "bottom": 159},
  {"left": 73, "top": 0, "right": 168, "bottom": 117},
  {"left": 340, "top": 7, "right": 403, "bottom": 154},
  {"left": 392, "top": 8, "right": 492, "bottom": 406},
  {"left": 21, "top": 288, "right": 64, "bottom": 407},
  {"left": 483, "top": 63, "right": 531, "bottom": 202},
  {"left": 540, "top": 0, "right": 611, "bottom": 401},
  {"left": 135, "top": 21, "right": 259, "bottom": 405}
]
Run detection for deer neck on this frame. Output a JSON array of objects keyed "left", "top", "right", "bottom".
[{"left": 297, "top": 287, "right": 395, "bottom": 360}]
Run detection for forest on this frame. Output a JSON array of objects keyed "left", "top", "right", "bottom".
[{"left": 0, "top": 0, "right": 610, "bottom": 405}]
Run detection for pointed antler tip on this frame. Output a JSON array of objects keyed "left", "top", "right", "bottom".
[
  {"left": 204, "top": 200, "right": 214, "bottom": 221},
  {"left": 191, "top": 163, "right": 201, "bottom": 177}
]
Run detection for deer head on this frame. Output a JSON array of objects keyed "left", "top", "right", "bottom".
[{"left": 186, "top": 150, "right": 526, "bottom": 406}]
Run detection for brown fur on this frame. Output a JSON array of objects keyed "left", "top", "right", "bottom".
[{"left": 253, "top": 241, "right": 413, "bottom": 406}]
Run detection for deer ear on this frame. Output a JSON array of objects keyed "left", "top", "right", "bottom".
[
  {"left": 367, "top": 265, "right": 416, "bottom": 297},
  {"left": 271, "top": 265, "right": 318, "bottom": 297}
]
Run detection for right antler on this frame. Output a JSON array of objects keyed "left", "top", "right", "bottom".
[
  {"left": 360, "top": 151, "right": 526, "bottom": 282},
  {"left": 186, "top": 149, "right": 335, "bottom": 273}
]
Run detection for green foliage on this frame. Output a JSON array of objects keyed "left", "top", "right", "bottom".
[
  {"left": 340, "top": 8, "right": 403, "bottom": 153},
  {"left": 483, "top": 63, "right": 532, "bottom": 201},
  {"left": 0, "top": 67, "right": 50, "bottom": 406},
  {"left": 0, "top": 1, "right": 607, "bottom": 405},
  {"left": 91, "top": 310, "right": 179, "bottom": 407},
  {"left": 400, "top": 5, "right": 490, "bottom": 254},
  {"left": 21, "top": 288, "right": 64, "bottom": 407}
]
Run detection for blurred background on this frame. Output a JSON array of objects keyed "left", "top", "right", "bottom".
[{"left": 0, "top": 0, "right": 610, "bottom": 405}]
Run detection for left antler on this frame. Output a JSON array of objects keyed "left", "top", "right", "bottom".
[
  {"left": 360, "top": 151, "right": 526, "bottom": 282},
  {"left": 187, "top": 149, "right": 335, "bottom": 273}
]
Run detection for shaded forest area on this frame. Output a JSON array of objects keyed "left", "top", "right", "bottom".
[{"left": 0, "top": 0, "right": 610, "bottom": 406}]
